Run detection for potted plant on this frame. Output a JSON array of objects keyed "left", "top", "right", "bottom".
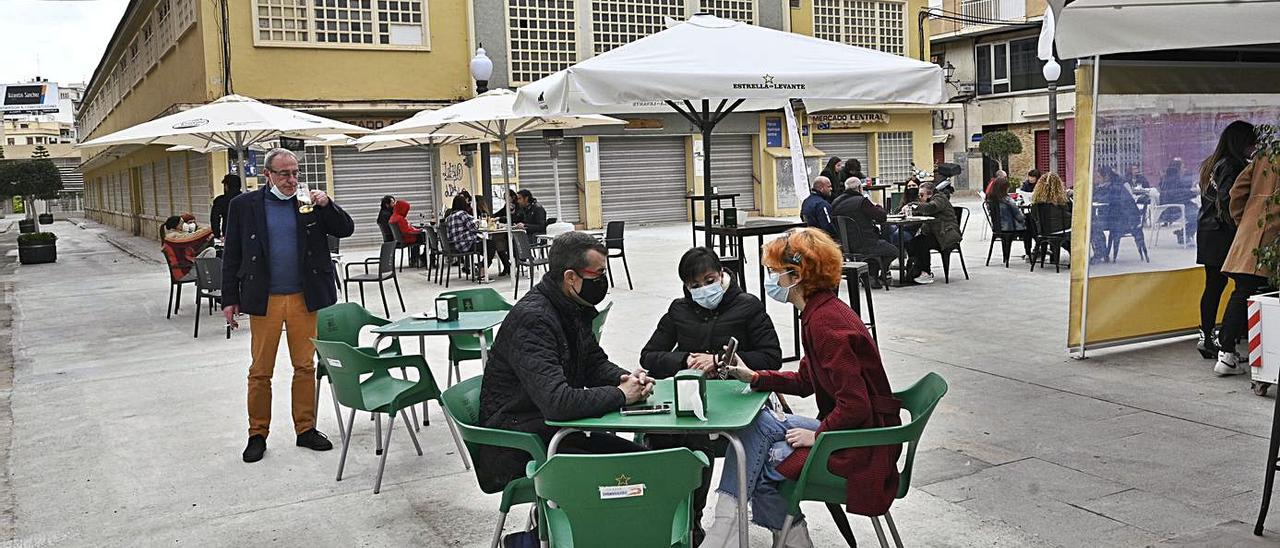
[
  {"left": 17, "top": 231, "right": 57, "bottom": 265},
  {"left": 13, "top": 159, "right": 62, "bottom": 230},
  {"left": 979, "top": 130, "right": 1023, "bottom": 172},
  {"left": 1244, "top": 124, "right": 1280, "bottom": 396}
]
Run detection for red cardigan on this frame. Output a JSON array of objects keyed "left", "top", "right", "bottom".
[
  {"left": 751, "top": 290, "right": 903, "bottom": 516},
  {"left": 389, "top": 200, "right": 422, "bottom": 245}
]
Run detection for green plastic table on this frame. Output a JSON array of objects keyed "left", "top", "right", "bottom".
[{"left": 545, "top": 379, "right": 770, "bottom": 548}]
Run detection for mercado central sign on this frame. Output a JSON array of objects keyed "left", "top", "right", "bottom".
[{"left": 809, "top": 112, "right": 890, "bottom": 129}]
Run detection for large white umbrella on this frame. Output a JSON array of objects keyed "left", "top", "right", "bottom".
[
  {"left": 78, "top": 94, "right": 367, "bottom": 178},
  {"left": 377, "top": 89, "right": 624, "bottom": 274},
  {"left": 1049, "top": 0, "right": 1280, "bottom": 59},
  {"left": 513, "top": 14, "right": 944, "bottom": 246}
]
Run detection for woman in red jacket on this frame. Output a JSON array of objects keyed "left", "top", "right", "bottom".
[
  {"left": 388, "top": 199, "right": 425, "bottom": 266},
  {"left": 703, "top": 227, "right": 902, "bottom": 548}
]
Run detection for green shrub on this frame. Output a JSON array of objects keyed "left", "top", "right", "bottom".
[{"left": 17, "top": 232, "right": 57, "bottom": 245}]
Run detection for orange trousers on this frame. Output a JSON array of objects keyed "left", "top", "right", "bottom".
[{"left": 247, "top": 293, "right": 317, "bottom": 437}]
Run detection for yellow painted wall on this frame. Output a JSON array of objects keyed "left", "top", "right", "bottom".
[
  {"left": 84, "top": 145, "right": 205, "bottom": 240},
  {"left": 223, "top": 0, "right": 472, "bottom": 102}
]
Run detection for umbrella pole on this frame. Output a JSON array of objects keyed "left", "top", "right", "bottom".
[
  {"left": 701, "top": 101, "right": 714, "bottom": 249},
  {"left": 500, "top": 138, "right": 515, "bottom": 282},
  {"left": 551, "top": 140, "right": 563, "bottom": 221},
  {"left": 472, "top": 147, "right": 490, "bottom": 283}
]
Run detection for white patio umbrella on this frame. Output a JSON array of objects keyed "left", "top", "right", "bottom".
[
  {"left": 78, "top": 94, "right": 367, "bottom": 179},
  {"left": 377, "top": 89, "right": 624, "bottom": 274},
  {"left": 513, "top": 14, "right": 945, "bottom": 246},
  {"left": 1049, "top": 0, "right": 1280, "bottom": 59}
]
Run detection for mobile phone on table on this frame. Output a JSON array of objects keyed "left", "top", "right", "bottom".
[
  {"left": 717, "top": 337, "right": 739, "bottom": 379},
  {"left": 620, "top": 403, "right": 672, "bottom": 416}
]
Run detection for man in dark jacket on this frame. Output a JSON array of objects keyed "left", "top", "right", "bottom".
[
  {"left": 639, "top": 247, "right": 781, "bottom": 543},
  {"left": 800, "top": 176, "right": 837, "bottom": 238},
  {"left": 210, "top": 174, "right": 242, "bottom": 239},
  {"left": 513, "top": 189, "right": 549, "bottom": 235},
  {"left": 907, "top": 182, "right": 962, "bottom": 284},
  {"left": 476, "top": 231, "right": 653, "bottom": 492},
  {"left": 831, "top": 177, "right": 898, "bottom": 284},
  {"left": 222, "top": 148, "right": 355, "bottom": 463}
]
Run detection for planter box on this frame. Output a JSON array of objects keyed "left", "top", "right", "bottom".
[
  {"left": 17, "top": 243, "right": 56, "bottom": 265},
  {"left": 1248, "top": 292, "right": 1280, "bottom": 395},
  {"left": 17, "top": 219, "right": 35, "bottom": 234},
  {"left": 37, "top": 214, "right": 53, "bottom": 225}
]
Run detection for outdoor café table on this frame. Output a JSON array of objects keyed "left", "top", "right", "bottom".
[
  {"left": 880, "top": 214, "right": 934, "bottom": 287},
  {"left": 687, "top": 193, "right": 740, "bottom": 248},
  {"left": 545, "top": 378, "right": 771, "bottom": 548},
  {"left": 371, "top": 310, "right": 507, "bottom": 426},
  {"left": 864, "top": 183, "right": 892, "bottom": 205},
  {"left": 705, "top": 219, "right": 808, "bottom": 360}
]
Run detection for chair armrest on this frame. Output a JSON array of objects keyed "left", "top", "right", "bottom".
[
  {"left": 464, "top": 423, "right": 549, "bottom": 467},
  {"left": 794, "top": 426, "right": 914, "bottom": 488}
]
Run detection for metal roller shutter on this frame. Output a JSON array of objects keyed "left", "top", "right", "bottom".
[
  {"left": 331, "top": 146, "right": 436, "bottom": 247},
  {"left": 813, "top": 133, "right": 870, "bottom": 180},
  {"left": 517, "top": 137, "right": 581, "bottom": 224},
  {"left": 188, "top": 153, "right": 211, "bottom": 223},
  {"left": 600, "top": 136, "right": 687, "bottom": 225},
  {"left": 140, "top": 161, "right": 156, "bottom": 216},
  {"left": 169, "top": 157, "right": 188, "bottom": 217},
  {"left": 708, "top": 134, "right": 755, "bottom": 210}
]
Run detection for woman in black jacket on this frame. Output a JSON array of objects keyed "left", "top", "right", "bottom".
[
  {"left": 376, "top": 194, "right": 395, "bottom": 242},
  {"left": 639, "top": 247, "right": 782, "bottom": 544},
  {"left": 1195, "top": 121, "right": 1257, "bottom": 359},
  {"left": 820, "top": 156, "right": 842, "bottom": 183}
]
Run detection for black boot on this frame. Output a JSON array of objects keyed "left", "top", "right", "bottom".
[{"left": 1198, "top": 329, "right": 1219, "bottom": 359}]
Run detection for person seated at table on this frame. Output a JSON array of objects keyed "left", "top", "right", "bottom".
[
  {"left": 702, "top": 227, "right": 901, "bottom": 548},
  {"left": 1031, "top": 171, "right": 1073, "bottom": 255},
  {"left": 832, "top": 177, "right": 898, "bottom": 285},
  {"left": 161, "top": 213, "right": 214, "bottom": 280},
  {"left": 905, "top": 182, "right": 962, "bottom": 285},
  {"left": 985, "top": 177, "right": 1032, "bottom": 260},
  {"left": 445, "top": 194, "right": 511, "bottom": 276},
  {"left": 388, "top": 199, "right": 425, "bottom": 267},
  {"left": 1125, "top": 163, "right": 1151, "bottom": 190},
  {"left": 983, "top": 169, "right": 1008, "bottom": 196},
  {"left": 820, "top": 156, "right": 842, "bottom": 182},
  {"left": 1159, "top": 158, "right": 1199, "bottom": 244},
  {"left": 513, "top": 189, "right": 549, "bottom": 235},
  {"left": 1090, "top": 165, "right": 1143, "bottom": 261},
  {"left": 476, "top": 231, "right": 654, "bottom": 494},
  {"left": 376, "top": 194, "right": 396, "bottom": 243},
  {"left": 1019, "top": 169, "right": 1041, "bottom": 194},
  {"left": 639, "top": 247, "right": 782, "bottom": 543},
  {"left": 800, "top": 176, "right": 837, "bottom": 238}
]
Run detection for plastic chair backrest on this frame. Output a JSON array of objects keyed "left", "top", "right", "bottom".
[
  {"left": 312, "top": 339, "right": 384, "bottom": 411},
  {"left": 388, "top": 222, "right": 407, "bottom": 246},
  {"left": 954, "top": 206, "right": 970, "bottom": 236},
  {"left": 436, "top": 222, "right": 458, "bottom": 254},
  {"left": 1032, "top": 203, "right": 1070, "bottom": 235},
  {"left": 605, "top": 221, "right": 624, "bottom": 249},
  {"left": 441, "top": 287, "right": 513, "bottom": 314},
  {"left": 440, "top": 376, "right": 549, "bottom": 493},
  {"left": 316, "top": 302, "right": 390, "bottom": 348},
  {"left": 591, "top": 301, "right": 613, "bottom": 342},
  {"left": 512, "top": 231, "right": 534, "bottom": 262},
  {"left": 531, "top": 448, "right": 709, "bottom": 548},
  {"left": 194, "top": 256, "right": 221, "bottom": 291},
  {"left": 424, "top": 226, "right": 441, "bottom": 253},
  {"left": 377, "top": 241, "right": 397, "bottom": 274},
  {"left": 889, "top": 192, "right": 903, "bottom": 213}
]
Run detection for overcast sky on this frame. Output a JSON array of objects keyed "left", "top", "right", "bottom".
[{"left": 0, "top": 0, "right": 130, "bottom": 85}]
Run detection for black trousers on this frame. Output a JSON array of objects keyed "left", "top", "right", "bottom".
[
  {"left": 1200, "top": 264, "right": 1230, "bottom": 335},
  {"left": 1218, "top": 272, "right": 1269, "bottom": 350},
  {"left": 647, "top": 433, "right": 715, "bottom": 528},
  {"left": 555, "top": 431, "right": 645, "bottom": 455},
  {"left": 907, "top": 233, "right": 941, "bottom": 273}
]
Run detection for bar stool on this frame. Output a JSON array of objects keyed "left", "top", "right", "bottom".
[{"left": 841, "top": 261, "right": 878, "bottom": 343}]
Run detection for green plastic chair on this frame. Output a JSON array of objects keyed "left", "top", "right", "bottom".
[
  {"left": 440, "top": 288, "right": 513, "bottom": 386},
  {"left": 773, "top": 372, "right": 948, "bottom": 548},
  {"left": 312, "top": 339, "right": 464, "bottom": 494},
  {"left": 440, "top": 376, "right": 548, "bottom": 548},
  {"left": 529, "top": 448, "right": 709, "bottom": 548},
  {"left": 590, "top": 301, "right": 614, "bottom": 342},
  {"left": 316, "top": 303, "right": 406, "bottom": 442}
]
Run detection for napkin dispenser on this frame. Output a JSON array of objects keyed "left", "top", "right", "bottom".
[
  {"left": 674, "top": 369, "right": 707, "bottom": 420},
  {"left": 434, "top": 295, "right": 458, "bottom": 321},
  {"left": 722, "top": 207, "right": 738, "bottom": 228}
]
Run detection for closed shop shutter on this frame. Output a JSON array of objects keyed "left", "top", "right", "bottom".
[
  {"left": 516, "top": 137, "right": 581, "bottom": 224},
  {"left": 1035, "top": 129, "right": 1067, "bottom": 179},
  {"left": 813, "top": 133, "right": 870, "bottom": 179},
  {"left": 600, "top": 136, "right": 687, "bottom": 225},
  {"left": 156, "top": 159, "right": 173, "bottom": 217},
  {"left": 140, "top": 161, "right": 156, "bottom": 216},
  {"left": 708, "top": 134, "right": 755, "bottom": 210},
  {"left": 188, "top": 153, "right": 211, "bottom": 223},
  {"left": 170, "top": 156, "right": 190, "bottom": 217},
  {"left": 331, "top": 146, "right": 436, "bottom": 247}
]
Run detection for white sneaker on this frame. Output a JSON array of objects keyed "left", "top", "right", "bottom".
[
  {"left": 913, "top": 272, "right": 935, "bottom": 285},
  {"left": 1215, "top": 351, "right": 1247, "bottom": 376},
  {"left": 701, "top": 494, "right": 740, "bottom": 548},
  {"left": 772, "top": 519, "right": 815, "bottom": 548}
]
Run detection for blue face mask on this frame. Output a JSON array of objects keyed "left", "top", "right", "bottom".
[
  {"left": 268, "top": 184, "right": 292, "bottom": 201},
  {"left": 689, "top": 278, "right": 726, "bottom": 310},
  {"left": 764, "top": 271, "right": 796, "bottom": 303}
]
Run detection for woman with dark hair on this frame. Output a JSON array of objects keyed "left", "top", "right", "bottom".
[
  {"left": 376, "top": 195, "right": 396, "bottom": 242},
  {"left": 1195, "top": 121, "right": 1256, "bottom": 359},
  {"left": 985, "top": 177, "right": 1032, "bottom": 260},
  {"left": 837, "top": 157, "right": 866, "bottom": 184},
  {"left": 161, "top": 213, "right": 214, "bottom": 280},
  {"left": 820, "top": 156, "right": 843, "bottom": 182},
  {"left": 702, "top": 228, "right": 900, "bottom": 547}
]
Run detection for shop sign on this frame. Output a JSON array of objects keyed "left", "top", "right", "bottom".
[{"left": 810, "top": 112, "right": 889, "bottom": 130}]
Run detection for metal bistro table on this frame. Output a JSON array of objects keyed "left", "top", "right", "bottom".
[
  {"left": 706, "top": 219, "right": 807, "bottom": 360},
  {"left": 546, "top": 379, "right": 770, "bottom": 548},
  {"left": 880, "top": 215, "right": 934, "bottom": 287},
  {"left": 687, "top": 193, "right": 741, "bottom": 248}
]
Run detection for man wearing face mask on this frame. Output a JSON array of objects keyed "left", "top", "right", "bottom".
[
  {"left": 639, "top": 247, "right": 782, "bottom": 543},
  {"left": 476, "top": 231, "right": 654, "bottom": 494}
]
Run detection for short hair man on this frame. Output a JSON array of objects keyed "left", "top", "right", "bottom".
[
  {"left": 222, "top": 148, "right": 355, "bottom": 463},
  {"left": 210, "top": 173, "right": 242, "bottom": 239},
  {"left": 475, "top": 232, "right": 653, "bottom": 492},
  {"left": 801, "top": 176, "right": 837, "bottom": 238},
  {"left": 831, "top": 176, "right": 898, "bottom": 286},
  {"left": 513, "top": 189, "right": 548, "bottom": 235}
]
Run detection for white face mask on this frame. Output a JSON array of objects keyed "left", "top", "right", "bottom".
[
  {"left": 184, "top": 222, "right": 197, "bottom": 233},
  {"left": 268, "top": 183, "right": 292, "bottom": 201}
]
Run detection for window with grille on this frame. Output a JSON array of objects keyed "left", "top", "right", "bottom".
[
  {"left": 254, "top": 0, "right": 428, "bottom": 48},
  {"left": 158, "top": 0, "right": 171, "bottom": 21},
  {"left": 1095, "top": 125, "right": 1142, "bottom": 175},
  {"left": 254, "top": 147, "right": 329, "bottom": 192},
  {"left": 876, "top": 132, "right": 914, "bottom": 183},
  {"left": 812, "top": 0, "right": 906, "bottom": 56},
  {"left": 699, "top": 0, "right": 755, "bottom": 23},
  {"left": 591, "top": 0, "right": 686, "bottom": 55},
  {"left": 507, "top": 0, "right": 577, "bottom": 85}
]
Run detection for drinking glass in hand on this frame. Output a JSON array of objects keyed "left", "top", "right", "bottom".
[{"left": 296, "top": 181, "right": 314, "bottom": 213}]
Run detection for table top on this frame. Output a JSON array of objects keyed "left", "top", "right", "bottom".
[
  {"left": 546, "top": 379, "right": 771, "bottom": 432},
  {"left": 702, "top": 219, "right": 807, "bottom": 237},
  {"left": 883, "top": 215, "right": 934, "bottom": 225},
  {"left": 371, "top": 310, "right": 507, "bottom": 336},
  {"left": 685, "top": 194, "right": 741, "bottom": 202}
]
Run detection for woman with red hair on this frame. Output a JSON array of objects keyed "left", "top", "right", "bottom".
[{"left": 702, "top": 227, "right": 901, "bottom": 547}]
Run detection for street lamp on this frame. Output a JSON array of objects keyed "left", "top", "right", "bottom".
[
  {"left": 1043, "top": 58, "right": 1062, "bottom": 176},
  {"left": 542, "top": 129, "right": 574, "bottom": 235},
  {"left": 470, "top": 47, "right": 495, "bottom": 202}
]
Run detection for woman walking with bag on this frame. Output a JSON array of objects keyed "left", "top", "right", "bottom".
[{"left": 1196, "top": 121, "right": 1256, "bottom": 360}]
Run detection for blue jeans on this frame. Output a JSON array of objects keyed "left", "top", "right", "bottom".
[
  {"left": 883, "top": 225, "right": 914, "bottom": 246},
  {"left": 719, "top": 411, "right": 822, "bottom": 530}
]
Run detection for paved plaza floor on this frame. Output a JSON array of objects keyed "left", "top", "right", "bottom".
[{"left": 4, "top": 200, "right": 1280, "bottom": 547}]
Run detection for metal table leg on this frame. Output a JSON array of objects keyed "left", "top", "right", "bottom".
[
  {"left": 1255, "top": 387, "right": 1280, "bottom": 535},
  {"left": 721, "top": 432, "right": 750, "bottom": 548}
]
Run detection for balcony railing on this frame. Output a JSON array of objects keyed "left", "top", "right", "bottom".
[{"left": 960, "top": 0, "right": 999, "bottom": 28}]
